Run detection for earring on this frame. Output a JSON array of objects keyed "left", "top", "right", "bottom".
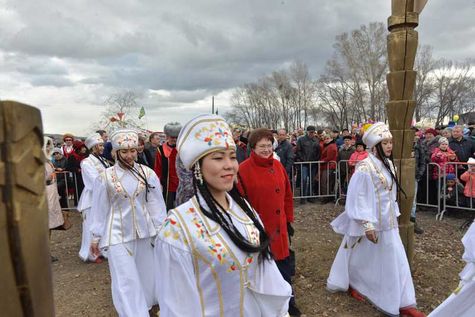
[{"left": 194, "top": 163, "right": 204, "bottom": 185}]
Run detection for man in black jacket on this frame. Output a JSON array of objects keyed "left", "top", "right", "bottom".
[
  {"left": 275, "top": 129, "right": 294, "bottom": 178},
  {"left": 295, "top": 126, "right": 320, "bottom": 203},
  {"left": 449, "top": 125, "right": 475, "bottom": 165},
  {"left": 411, "top": 137, "right": 427, "bottom": 234}
]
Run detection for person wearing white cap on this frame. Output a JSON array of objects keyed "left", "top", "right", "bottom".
[
  {"left": 326, "top": 122, "right": 425, "bottom": 317},
  {"left": 89, "top": 128, "right": 167, "bottom": 317},
  {"left": 428, "top": 220, "right": 475, "bottom": 317},
  {"left": 154, "top": 114, "right": 292, "bottom": 317},
  {"left": 77, "top": 133, "right": 110, "bottom": 263}
]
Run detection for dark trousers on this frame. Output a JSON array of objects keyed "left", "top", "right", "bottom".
[{"left": 276, "top": 256, "right": 296, "bottom": 306}]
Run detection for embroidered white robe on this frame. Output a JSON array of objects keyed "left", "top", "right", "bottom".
[
  {"left": 154, "top": 194, "right": 292, "bottom": 317},
  {"left": 327, "top": 153, "right": 417, "bottom": 316}
]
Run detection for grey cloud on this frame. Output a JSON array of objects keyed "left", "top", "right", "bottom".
[
  {"left": 0, "top": 0, "right": 474, "bottom": 135},
  {"left": 29, "top": 75, "right": 74, "bottom": 87}
]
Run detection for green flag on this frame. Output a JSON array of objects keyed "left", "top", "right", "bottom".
[{"left": 138, "top": 106, "right": 145, "bottom": 119}]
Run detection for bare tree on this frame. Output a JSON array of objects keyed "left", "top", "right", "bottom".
[
  {"left": 225, "top": 62, "right": 318, "bottom": 130},
  {"left": 430, "top": 59, "right": 475, "bottom": 126},
  {"left": 95, "top": 91, "right": 144, "bottom": 130},
  {"left": 333, "top": 22, "right": 388, "bottom": 121},
  {"left": 414, "top": 45, "right": 438, "bottom": 121}
]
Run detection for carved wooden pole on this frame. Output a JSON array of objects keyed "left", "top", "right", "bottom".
[
  {"left": 0, "top": 101, "right": 55, "bottom": 316},
  {"left": 386, "top": 0, "right": 427, "bottom": 266}
]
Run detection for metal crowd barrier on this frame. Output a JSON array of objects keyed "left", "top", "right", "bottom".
[
  {"left": 416, "top": 162, "right": 442, "bottom": 212},
  {"left": 291, "top": 160, "right": 338, "bottom": 200},
  {"left": 54, "top": 171, "right": 80, "bottom": 210},
  {"left": 332, "top": 159, "right": 475, "bottom": 221},
  {"left": 436, "top": 162, "right": 475, "bottom": 220},
  {"left": 334, "top": 160, "right": 356, "bottom": 205},
  {"left": 334, "top": 161, "right": 443, "bottom": 211}
]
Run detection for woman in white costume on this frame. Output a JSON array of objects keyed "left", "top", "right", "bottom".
[
  {"left": 77, "top": 133, "right": 110, "bottom": 263},
  {"left": 428, "top": 220, "right": 475, "bottom": 317},
  {"left": 44, "top": 137, "right": 65, "bottom": 230},
  {"left": 89, "top": 129, "right": 167, "bottom": 317},
  {"left": 154, "top": 114, "right": 292, "bottom": 317},
  {"left": 326, "top": 122, "right": 425, "bottom": 317},
  {"left": 44, "top": 137, "right": 65, "bottom": 262}
]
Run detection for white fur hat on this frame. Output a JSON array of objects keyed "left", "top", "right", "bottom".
[
  {"left": 362, "top": 122, "right": 393, "bottom": 148},
  {"left": 85, "top": 133, "right": 104, "bottom": 150},
  {"left": 468, "top": 157, "right": 475, "bottom": 165},
  {"left": 110, "top": 129, "right": 139, "bottom": 150},
  {"left": 177, "top": 114, "right": 235, "bottom": 170},
  {"left": 438, "top": 137, "right": 449, "bottom": 145}
]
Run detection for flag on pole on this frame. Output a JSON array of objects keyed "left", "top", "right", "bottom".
[{"left": 138, "top": 106, "right": 145, "bottom": 119}]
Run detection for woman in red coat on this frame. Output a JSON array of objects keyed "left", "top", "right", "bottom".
[
  {"left": 237, "top": 128, "right": 301, "bottom": 316},
  {"left": 319, "top": 133, "right": 338, "bottom": 203}
]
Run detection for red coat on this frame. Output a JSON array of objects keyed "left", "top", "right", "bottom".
[
  {"left": 321, "top": 141, "right": 338, "bottom": 170},
  {"left": 431, "top": 147, "right": 457, "bottom": 180},
  {"left": 237, "top": 151, "right": 294, "bottom": 260},
  {"left": 154, "top": 143, "right": 179, "bottom": 192}
]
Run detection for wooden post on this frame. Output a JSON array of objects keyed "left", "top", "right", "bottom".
[{"left": 0, "top": 101, "right": 55, "bottom": 316}]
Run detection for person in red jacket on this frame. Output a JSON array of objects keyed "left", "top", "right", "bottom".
[
  {"left": 319, "top": 133, "right": 338, "bottom": 204},
  {"left": 431, "top": 137, "right": 458, "bottom": 180},
  {"left": 237, "top": 128, "right": 301, "bottom": 317},
  {"left": 154, "top": 122, "right": 182, "bottom": 211}
]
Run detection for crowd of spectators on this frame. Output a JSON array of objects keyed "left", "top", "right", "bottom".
[{"left": 47, "top": 121, "right": 475, "bottom": 215}]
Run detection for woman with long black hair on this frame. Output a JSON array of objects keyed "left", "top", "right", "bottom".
[
  {"left": 89, "top": 129, "right": 167, "bottom": 317},
  {"left": 326, "top": 122, "right": 425, "bottom": 317},
  {"left": 154, "top": 114, "right": 292, "bottom": 317}
]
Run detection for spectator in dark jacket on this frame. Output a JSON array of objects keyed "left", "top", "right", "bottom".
[
  {"left": 411, "top": 137, "right": 427, "bottom": 234},
  {"left": 137, "top": 137, "right": 154, "bottom": 168},
  {"left": 66, "top": 140, "right": 87, "bottom": 204},
  {"left": 337, "top": 136, "right": 355, "bottom": 194},
  {"left": 295, "top": 126, "right": 320, "bottom": 203},
  {"left": 449, "top": 125, "right": 475, "bottom": 166},
  {"left": 52, "top": 148, "right": 68, "bottom": 208},
  {"left": 275, "top": 129, "right": 294, "bottom": 178},
  {"left": 233, "top": 128, "right": 248, "bottom": 164}
]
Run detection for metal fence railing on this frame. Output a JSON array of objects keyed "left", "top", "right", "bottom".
[
  {"left": 291, "top": 161, "right": 338, "bottom": 200},
  {"left": 436, "top": 162, "right": 475, "bottom": 221},
  {"left": 292, "top": 158, "right": 474, "bottom": 221}
]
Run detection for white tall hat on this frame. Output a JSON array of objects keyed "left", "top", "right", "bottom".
[
  {"left": 110, "top": 129, "right": 139, "bottom": 150},
  {"left": 177, "top": 114, "right": 235, "bottom": 170},
  {"left": 362, "top": 122, "right": 393, "bottom": 148},
  {"left": 84, "top": 133, "right": 104, "bottom": 150}
]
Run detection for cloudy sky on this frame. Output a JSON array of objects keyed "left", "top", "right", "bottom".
[{"left": 1, "top": 0, "right": 474, "bottom": 135}]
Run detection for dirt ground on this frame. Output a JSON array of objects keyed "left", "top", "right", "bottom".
[{"left": 51, "top": 203, "right": 472, "bottom": 317}]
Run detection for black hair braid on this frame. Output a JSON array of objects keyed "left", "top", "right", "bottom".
[
  {"left": 228, "top": 186, "right": 272, "bottom": 260},
  {"left": 92, "top": 153, "right": 109, "bottom": 169},
  {"left": 192, "top": 171, "right": 271, "bottom": 261},
  {"left": 375, "top": 143, "right": 407, "bottom": 198},
  {"left": 117, "top": 152, "right": 155, "bottom": 201}
]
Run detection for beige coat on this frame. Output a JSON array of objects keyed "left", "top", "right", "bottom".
[{"left": 45, "top": 162, "right": 64, "bottom": 229}]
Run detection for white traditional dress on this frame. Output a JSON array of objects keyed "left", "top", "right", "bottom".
[
  {"left": 154, "top": 194, "right": 292, "bottom": 317},
  {"left": 90, "top": 163, "right": 167, "bottom": 317},
  {"left": 77, "top": 154, "right": 109, "bottom": 261},
  {"left": 428, "top": 221, "right": 475, "bottom": 317},
  {"left": 45, "top": 161, "right": 64, "bottom": 229},
  {"left": 327, "top": 153, "right": 417, "bottom": 316}
]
